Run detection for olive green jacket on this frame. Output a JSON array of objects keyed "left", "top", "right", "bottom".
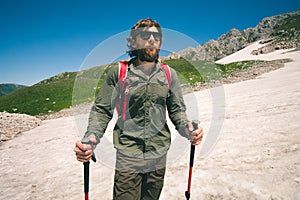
[{"left": 85, "top": 59, "right": 189, "bottom": 159}]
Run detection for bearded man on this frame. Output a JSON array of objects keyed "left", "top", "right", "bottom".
[{"left": 74, "top": 18, "right": 204, "bottom": 200}]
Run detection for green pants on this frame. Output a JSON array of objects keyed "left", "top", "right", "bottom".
[{"left": 113, "top": 152, "right": 167, "bottom": 200}]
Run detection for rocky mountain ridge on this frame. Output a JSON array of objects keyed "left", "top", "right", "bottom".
[{"left": 175, "top": 10, "right": 300, "bottom": 61}]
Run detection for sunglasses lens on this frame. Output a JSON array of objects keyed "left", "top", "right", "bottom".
[
  {"left": 152, "top": 32, "right": 161, "bottom": 40},
  {"left": 140, "top": 31, "right": 161, "bottom": 41},
  {"left": 140, "top": 32, "right": 151, "bottom": 40}
]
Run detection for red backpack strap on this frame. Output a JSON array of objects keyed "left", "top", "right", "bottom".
[
  {"left": 118, "top": 61, "right": 128, "bottom": 89},
  {"left": 161, "top": 63, "right": 172, "bottom": 91},
  {"left": 117, "top": 61, "right": 129, "bottom": 121}
]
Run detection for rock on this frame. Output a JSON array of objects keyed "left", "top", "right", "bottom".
[{"left": 0, "top": 112, "right": 42, "bottom": 142}]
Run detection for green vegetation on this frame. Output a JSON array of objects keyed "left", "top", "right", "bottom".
[
  {"left": 0, "top": 59, "right": 275, "bottom": 116},
  {"left": 164, "top": 58, "right": 204, "bottom": 86},
  {"left": 0, "top": 84, "right": 26, "bottom": 97},
  {"left": 0, "top": 72, "right": 77, "bottom": 115},
  {"left": 272, "top": 15, "right": 300, "bottom": 42},
  {"left": 216, "top": 60, "right": 261, "bottom": 77},
  {"left": 72, "top": 64, "right": 112, "bottom": 105},
  {"left": 278, "top": 15, "right": 300, "bottom": 31},
  {"left": 165, "top": 59, "right": 268, "bottom": 86}
]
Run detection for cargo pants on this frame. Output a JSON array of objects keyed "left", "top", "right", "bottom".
[{"left": 113, "top": 151, "right": 167, "bottom": 200}]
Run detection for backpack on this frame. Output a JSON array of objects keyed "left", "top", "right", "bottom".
[{"left": 116, "top": 60, "right": 172, "bottom": 121}]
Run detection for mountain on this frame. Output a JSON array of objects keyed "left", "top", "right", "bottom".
[
  {"left": 176, "top": 10, "right": 300, "bottom": 61},
  {"left": 0, "top": 84, "right": 26, "bottom": 97},
  {"left": 0, "top": 11, "right": 298, "bottom": 116},
  {"left": 0, "top": 72, "right": 77, "bottom": 115},
  {"left": 0, "top": 65, "right": 111, "bottom": 115}
]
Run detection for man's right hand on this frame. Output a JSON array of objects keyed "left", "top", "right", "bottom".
[{"left": 73, "top": 135, "right": 97, "bottom": 162}]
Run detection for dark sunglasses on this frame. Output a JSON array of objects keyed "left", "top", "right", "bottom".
[{"left": 139, "top": 31, "right": 161, "bottom": 41}]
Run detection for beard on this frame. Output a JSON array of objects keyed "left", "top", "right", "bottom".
[{"left": 137, "top": 47, "right": 160, "bottom": 62}]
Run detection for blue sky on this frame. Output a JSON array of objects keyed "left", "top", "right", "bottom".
[{"left": 1, "top": 0, "right": 299, "bottom": 86}]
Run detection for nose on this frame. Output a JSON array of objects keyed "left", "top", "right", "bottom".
[{"left": 148, "top": 34, "right": 156, "bottom": 43}]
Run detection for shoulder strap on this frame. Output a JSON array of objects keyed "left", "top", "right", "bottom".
[
  {"left": 160, "top": 63, "right": 172, "bottom": 91},
  {"left": 117, "top": 61, "right": 129, "bottom": 121},
  {"left": 118, "top": 61, "right": 128, "bottom": 89}
]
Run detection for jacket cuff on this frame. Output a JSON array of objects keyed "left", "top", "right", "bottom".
[
  {"left": 177, "top": 122, "right": 189, "bottom": 139},
  {"left": 83, "top": 132, "right": 101, "bottom": 144}
]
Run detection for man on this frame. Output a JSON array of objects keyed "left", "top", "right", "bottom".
[{"left": 74, "top": 18, "right": 204, "bottom": 200}]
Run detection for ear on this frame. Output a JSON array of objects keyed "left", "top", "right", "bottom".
[
  {"left": 130, "top": 38, "right": 137, "bottom": 49},
  {"left": 127, "top": 36, "right": 137, "bottom": 49}
]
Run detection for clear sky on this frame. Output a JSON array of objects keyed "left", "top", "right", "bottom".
[{"left": 1, "top": 0, "right": 299, "bottom": 86}]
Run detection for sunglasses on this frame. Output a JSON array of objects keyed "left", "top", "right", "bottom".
[{"left": 139, "top": 31, "right": 161, "bottom": 41}]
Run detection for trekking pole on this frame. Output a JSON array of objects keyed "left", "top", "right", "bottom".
[
  {"left": 185, "top": 120, "right": 199, "bottom": 200},
  {"left": 81, "top": 137, "right": 96, "bottom": 200}
]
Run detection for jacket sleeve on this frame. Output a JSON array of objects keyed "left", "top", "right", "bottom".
[
  {"left": 166, "top": 68, "right": 189, "bottom": 138},
  {"left": 84, "top": 64, "right": 119, "bottom": 142}
]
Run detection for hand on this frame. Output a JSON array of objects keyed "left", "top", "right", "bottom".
[
  {"left": 73, "top": 135, "right": 98, "bottom": 162},
  {"left": 185, "top": 121, "right": 204, "bottom": 146}
]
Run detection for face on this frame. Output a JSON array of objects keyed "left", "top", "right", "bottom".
[{"left": 133, "top": 26, "right": 162, "bottom": 62}]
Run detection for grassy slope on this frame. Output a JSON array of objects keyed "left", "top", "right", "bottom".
[
  {"left": 0, "top": 84, "right": 26, "bottom": 97},
  {"left": 0, "top": 72, "right": 76, "bottom": 115},
  {"left": 0, "top": 59, "right": 274, "bottom": 116}
]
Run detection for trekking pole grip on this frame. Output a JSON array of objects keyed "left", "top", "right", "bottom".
[
  {"left": 81, "top": 137, "right": 96, "bottom": 162},
  {"left": 192, "top": 120, "right": 199, "bottom": 132}
]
